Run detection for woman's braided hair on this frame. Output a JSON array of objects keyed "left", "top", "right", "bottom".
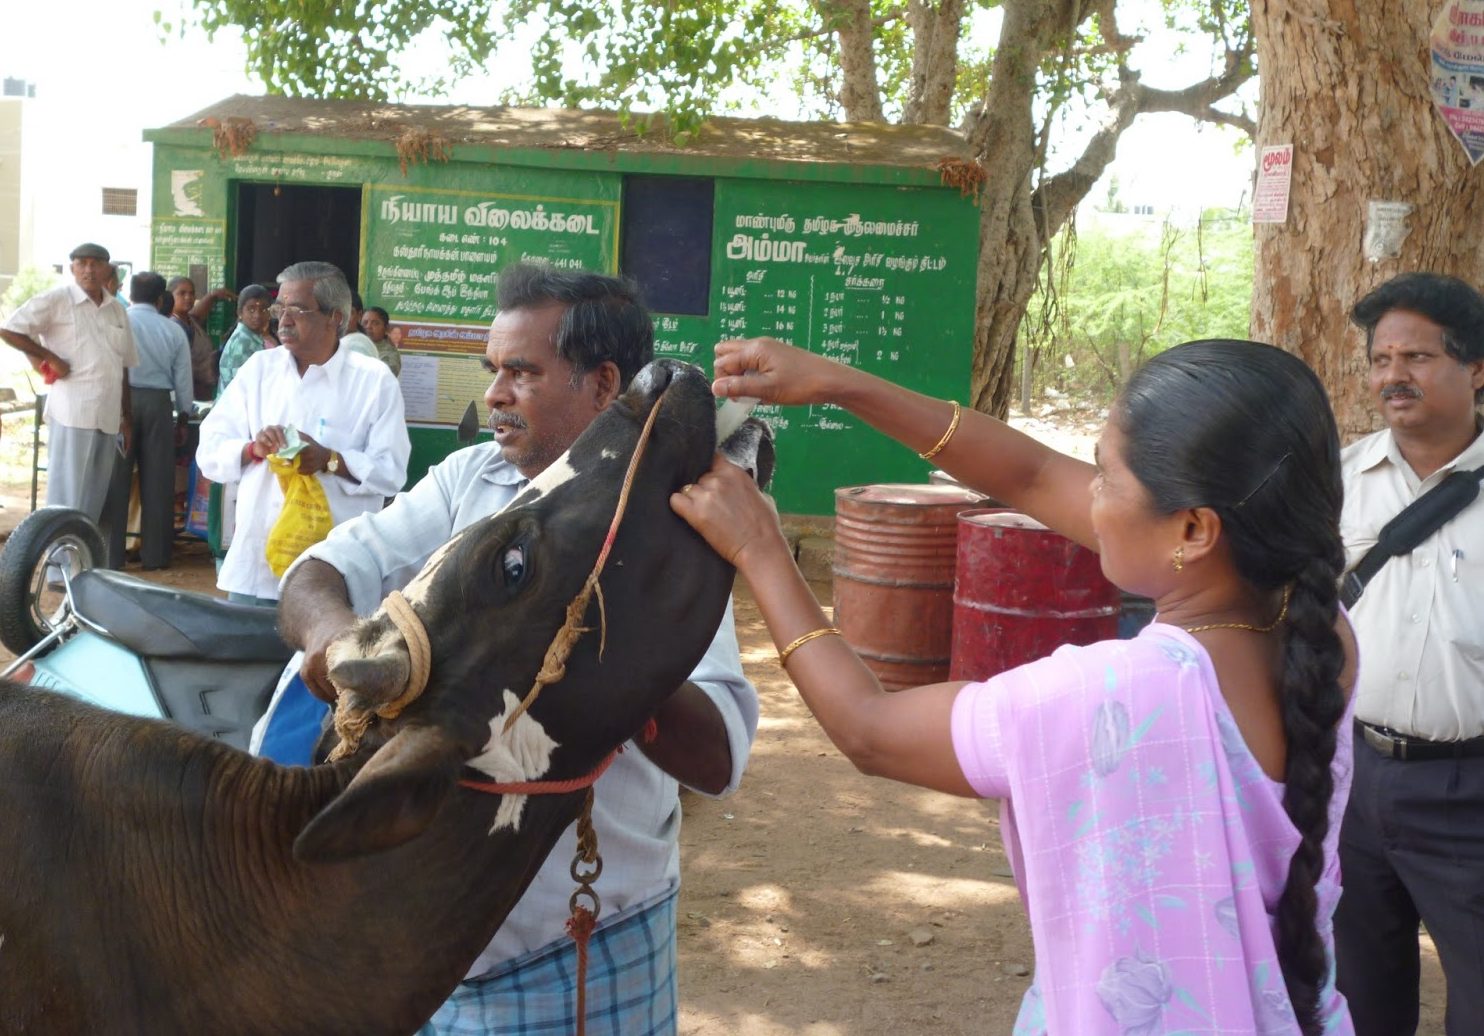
[{"left": 1118, "top": 340, "right": 1346, "bottom": 1034}]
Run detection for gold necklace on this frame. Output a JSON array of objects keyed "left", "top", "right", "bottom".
[{"left": 1180, "top": 585, "right": 1292, "bottom": 634}]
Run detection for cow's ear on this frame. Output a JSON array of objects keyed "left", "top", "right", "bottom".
[
  {"left": 293, "top": 725, "right": 462, "bottom": 863},
  {"left": 720, "top": 418, "right": 776, "bottom": 490}
]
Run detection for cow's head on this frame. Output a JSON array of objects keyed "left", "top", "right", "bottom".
[{"left": 293, "top": 359, "right": 771, "bottom": 862}]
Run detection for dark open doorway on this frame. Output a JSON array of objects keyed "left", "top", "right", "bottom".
[{"left": 232, "top": 183, "right": 361, "bottom": 291}]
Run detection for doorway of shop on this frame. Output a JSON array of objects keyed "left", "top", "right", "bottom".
[{"left": 232, "top": 183, "right": 361, "bottom": 292}]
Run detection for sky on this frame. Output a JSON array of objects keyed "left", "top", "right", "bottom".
[{"left": 0, "top": 0, "right": 1254, "bottom": 273}]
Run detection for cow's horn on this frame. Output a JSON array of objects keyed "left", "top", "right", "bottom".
[{"left": 330, "top": 651, "right": 411, "bottom": 705}]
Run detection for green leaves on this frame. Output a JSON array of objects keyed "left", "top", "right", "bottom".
[{"left": 1021, "top": 209, "right": 1254, "bottom": 404}]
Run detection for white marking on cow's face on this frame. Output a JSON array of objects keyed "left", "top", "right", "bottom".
[
  {"left": 466, "top": 689, "right": 560, "bottom": 833},
  {"left": 600, "top": 447, "right": 620, "bottom": 460},
  {"left": 402, "top": 534, "right": 464, "bottom": 608},
  {"left": 519, "top": 453, "right": 580, "bottom": 502}
]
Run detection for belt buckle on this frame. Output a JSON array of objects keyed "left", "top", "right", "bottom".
[{"left": 1361, "top": 723, "right": 1405, "bottom": 760}]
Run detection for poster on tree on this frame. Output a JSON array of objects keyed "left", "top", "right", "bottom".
[{"left": 1431, "top": 0, "right": 1484, "bottom": 165}]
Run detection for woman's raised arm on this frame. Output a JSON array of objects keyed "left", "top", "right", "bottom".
[{"left": 711, "top": 337, "right": 1099, "bottom": 549}]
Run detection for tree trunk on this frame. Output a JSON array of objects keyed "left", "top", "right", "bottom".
[
  {"left": 904, "top": 0, "right": 966, "bottom": 125},
  {"left": 822, "top": 0, "right": 886, "bottom": 121},
  {"left": 962, "top": 1, "right": 1070, "bottom": 418},
  {"left": 1251, "top": 0, "right": 1484, "bottom": 440}
]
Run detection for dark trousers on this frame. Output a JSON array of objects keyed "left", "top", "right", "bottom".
[
  {"left": 1335, "top": 726, "right": 1484, "bottom": 1035},
  {"left": 101, "top": 388, "right": 177, "bottom": 570}
]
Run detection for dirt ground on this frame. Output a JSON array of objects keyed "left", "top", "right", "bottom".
[{"left": 0, "top": 465, "right": 1448, "bottom": 1035}]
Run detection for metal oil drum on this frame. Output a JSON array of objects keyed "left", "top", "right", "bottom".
[
  {"left": 832, "top": 483, "right": 987, "bottom": 691},
  {"left": 949, "top": 509, "right": 1120, "bottom": 682}
]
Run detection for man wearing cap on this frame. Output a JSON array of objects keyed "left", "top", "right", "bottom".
[{"left": 1, "top": 243, "right": 139, "bottom": 521}]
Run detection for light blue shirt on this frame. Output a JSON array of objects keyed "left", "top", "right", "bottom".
[{"left": 125, "top": 303, "right": 193, "bottom": 411}]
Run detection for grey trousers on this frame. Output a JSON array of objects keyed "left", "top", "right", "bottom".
[
  {"left": 101, "top": 388, "right": 177, "bottom": 569},
  {"left": 1335, "top": 726, "right": 1484, "bottom": 1035},
  {"left": 45, "top": 420, "right": 117, "bottom": 523}
]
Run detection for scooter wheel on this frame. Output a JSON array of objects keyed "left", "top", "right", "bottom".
[{"left": 0, "top": 507, "right": 105, "bottom": 655}]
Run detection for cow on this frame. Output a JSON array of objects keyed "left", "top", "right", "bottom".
[{"left": 0, "top": 359, "right": 770, "bottom": 1036}]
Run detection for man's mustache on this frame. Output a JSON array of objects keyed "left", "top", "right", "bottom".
[
  {"left": 488, "top": 410, "right": 527, "bottom": 432},
  {"left": 1380, "top": 383, "right": 1423, "bottom": 401}
]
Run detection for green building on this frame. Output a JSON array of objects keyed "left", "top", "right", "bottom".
[{"left": 145, "top": 95, "right": 979, "bottom": 515}]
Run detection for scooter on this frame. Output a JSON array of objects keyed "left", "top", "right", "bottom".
[
  {"left": 0, "top": 403, "right": 492, "bottom": 751},
  {"left": 0, "top": 506, "right": 293, "bottom": 750}
]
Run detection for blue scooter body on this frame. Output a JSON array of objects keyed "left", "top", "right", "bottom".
[{"left": 28, "top": 630, "right": 160, "bottom": 718}]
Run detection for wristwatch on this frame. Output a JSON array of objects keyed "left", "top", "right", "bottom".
[{"left": 326, "top": 450, "right": 340, "bottom": 475}]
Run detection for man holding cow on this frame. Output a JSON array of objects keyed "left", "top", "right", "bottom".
[{"left": 271, "top": 262, "right": 758, "bottom": 1035}]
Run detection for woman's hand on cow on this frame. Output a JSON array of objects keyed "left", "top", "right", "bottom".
[
  {"left": 671, "top": 455, "right": 790, "bottom": 571},
  {"left": 711, "top": 337, "right": 852, "bottom": 406}
]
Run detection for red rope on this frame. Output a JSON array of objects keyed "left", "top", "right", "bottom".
[
  {"left": 457, "top": 716, "right": 658, "bottom": 796},
  {"left": 457, "top": 747, "right": 619, "bottom": 796},
  {"left": 566, "top": 905, "right": 598, "bottom": 1035}
]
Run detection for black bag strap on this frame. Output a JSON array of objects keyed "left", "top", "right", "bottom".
[{"left": 1340, "top": 463, "right": 1484, "bottom": 608}]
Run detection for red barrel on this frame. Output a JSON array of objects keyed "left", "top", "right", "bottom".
[
  {"left": 950, "top": 510, "right": 1120, "bottom": 682},
  {"left": 833, "top": 484, "right": 987, "bottom": 691}
]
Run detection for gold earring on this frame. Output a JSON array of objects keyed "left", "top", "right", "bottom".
[{"left": 1172, "top": 546, "right": 1184, "bottom": 572}]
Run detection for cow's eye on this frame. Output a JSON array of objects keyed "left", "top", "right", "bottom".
[{"left": 501, "top": 544, "right": 527, "bottom": 585}]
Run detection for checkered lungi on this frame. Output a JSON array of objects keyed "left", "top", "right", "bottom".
[{"left": 418, "top": 892, "right": 678, "bottom": 1035}]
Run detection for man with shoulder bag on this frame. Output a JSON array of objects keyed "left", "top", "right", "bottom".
[{"left": 1334, "top": 272, "right": 1484, "bottom": 1036}]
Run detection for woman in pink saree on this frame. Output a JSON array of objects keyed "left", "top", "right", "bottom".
[{"left": 674, "top": 339, "right": 1356, "bottom": 1035}]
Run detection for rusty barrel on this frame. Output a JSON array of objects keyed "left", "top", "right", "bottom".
[
  {"left": 832, "top": 483, "right": 987, "bottom": 691},
  {"left": 950, "top": 510, "right": 1120, "bottom": 682}
]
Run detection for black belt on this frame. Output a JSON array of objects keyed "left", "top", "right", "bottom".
[{"left": 1356, "top": 720, "right": 1484, "bottom": 761}]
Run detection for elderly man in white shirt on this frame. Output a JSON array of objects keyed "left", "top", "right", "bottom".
[
  {"left": 198, "top": 261, "right": 409, "bottom": 605},
  {"left": 1, "top": 242, "right": 138, "bottom": 521},
  {"left": 1334, "top": 272, "right": 1484, "bottom": 1036},
  {"left": 260, "top": 263, "right": 757, "bottom": 1036}
]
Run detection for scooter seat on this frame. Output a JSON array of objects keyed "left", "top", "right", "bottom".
[{"left": 69, "top": 570, "right": 294, "bottom": 663}]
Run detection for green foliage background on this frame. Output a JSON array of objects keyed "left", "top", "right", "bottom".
[
  {"left": 0, "top": 266, "right": 60, "bottom": 321},
  {"left": 1018, "top": 208, "right": 1253, "bottom": 408}
]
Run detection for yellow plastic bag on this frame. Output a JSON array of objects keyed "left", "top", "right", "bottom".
[{"left": 264, "top": 453, "right": 334, "bottom": 578}]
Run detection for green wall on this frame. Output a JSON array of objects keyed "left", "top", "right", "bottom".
[{"left": 146, "top": 132, "right": 978, "bottom": 515}]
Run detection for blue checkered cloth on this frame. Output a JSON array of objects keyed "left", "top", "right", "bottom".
[{"left": 418, "top": 892, "right": 678, "bottom": 1036}]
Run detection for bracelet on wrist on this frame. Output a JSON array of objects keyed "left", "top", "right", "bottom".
[
  {"left": 919, "top": 400, "right": 962, "bottom": 461},
  {"left": 778, "top": 626, "right": 843, "bottom": 667}
]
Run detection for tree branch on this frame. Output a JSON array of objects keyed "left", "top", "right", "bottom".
[
  {"left": 786, "top": 5, "right": 905, "bottom": 42},
  {"left": 1090, "top": 0, "right": 1141, "bottom": 54},
  {"left": 1035, "top": 36, "right": 1254, "bottom": 234}
]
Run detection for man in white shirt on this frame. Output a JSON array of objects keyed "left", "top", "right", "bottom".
[
  {"left": 1, "top": 242, "right": 139, "bottom": 522},
  {"left": 339, "top": 290, "right": 380, "bottom": 360},
  {"left": 1334, "top": 272, "right": 1484, "bottom": 1036},
  {"left": 197, "top": 261, "right": 409, "bottom": 605},
  {"left": 101, "top": 271, "right": 194, "bottom": 570},
  {"left": 269, "top": 263, "right": 757, "bottom": 1035}
]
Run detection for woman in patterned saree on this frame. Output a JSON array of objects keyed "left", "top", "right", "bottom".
[{"left": 673, "top": 337, "right": 1356, "bottom": 1035}]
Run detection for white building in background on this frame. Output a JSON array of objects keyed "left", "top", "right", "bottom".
[{"left": 0, "top": 77, "right": 152, "bottom": 298}]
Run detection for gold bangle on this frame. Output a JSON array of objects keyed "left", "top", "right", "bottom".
[
  {"left": 778, "top": 626, "right": 842, "bottom": 667},
  {"left": 919, "top": 400, "right": 961, "bottom": 461}
]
